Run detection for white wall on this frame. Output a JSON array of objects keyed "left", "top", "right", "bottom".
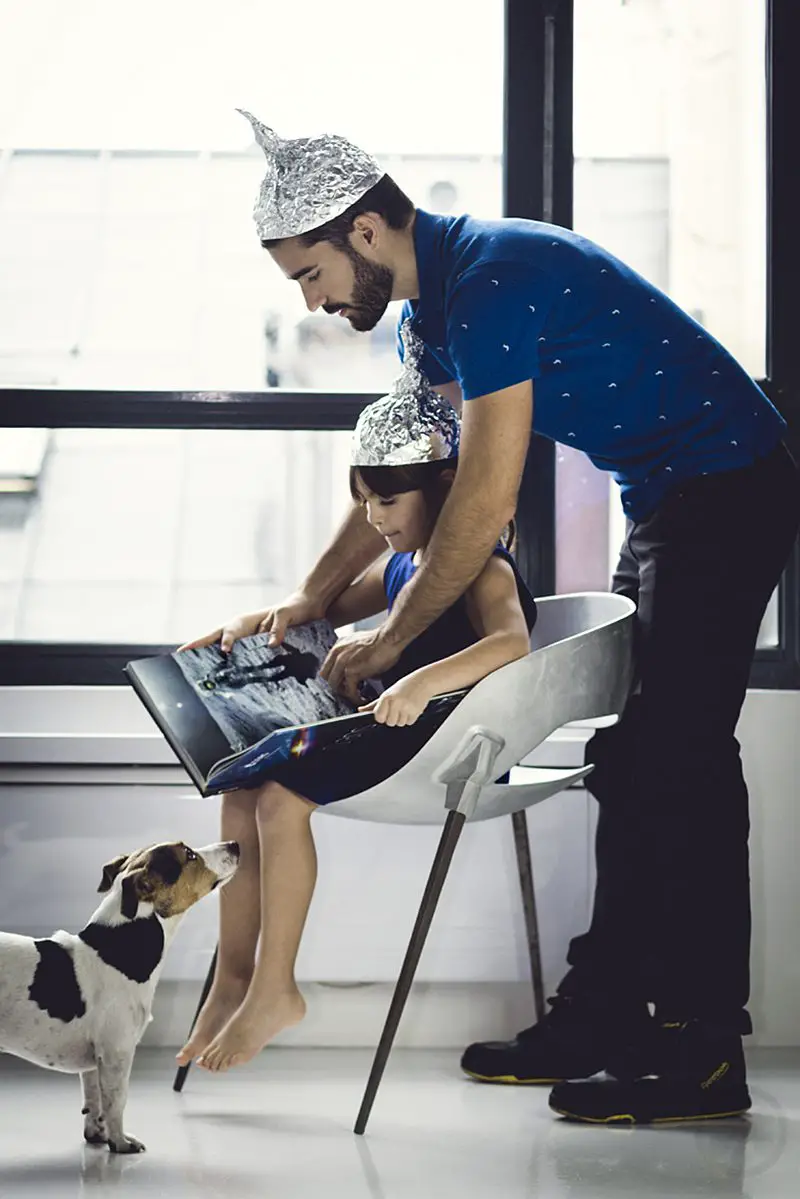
[{"left": 0, "top": 687, "right": 797, "bottom": 1048}]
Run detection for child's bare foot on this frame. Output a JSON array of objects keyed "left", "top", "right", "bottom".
[
  {"left": 176, "top": 979, "right": 250, "bottom": 1066},
  {"left": 197, "top": 988, "right": 306, "bottom": 1073}
]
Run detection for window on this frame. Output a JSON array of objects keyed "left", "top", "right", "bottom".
[
  {"left": 0, "top": 429, "right": 353, "bottom": 644},
  {"left": 557, "top": 0, "right": 778, "bottom": 652},
  {"left": 0, "top": 0, "right": 503, "bottom": 394}
]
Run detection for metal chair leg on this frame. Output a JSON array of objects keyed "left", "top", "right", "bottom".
[
  {"left": 354, "top": 809, "right": 467, "bottom": 1135},
  {"left": 511, "top": 810, "right": 546, "bottom": 1023},
  {"left": 173, "top": 944, "right": 218, "bottom": 1092}
]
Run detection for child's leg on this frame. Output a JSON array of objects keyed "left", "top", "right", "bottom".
[
  {"left": 197, "top": 781, "right": 317, "bottom": 1072},
  {"left": 176, "top": 789, "right": 261, "bottom": 1065}
]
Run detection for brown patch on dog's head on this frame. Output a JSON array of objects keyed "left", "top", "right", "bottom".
[{"left": 101, "top": 842, "right": 224, "bottom": 921}]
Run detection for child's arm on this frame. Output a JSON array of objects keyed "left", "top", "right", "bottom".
[
  {"left": 326, "top": 554, "right": 391, "bottom": 629},
  {"left": 360, "top": 555, "right": 530, "bottom": 726}
]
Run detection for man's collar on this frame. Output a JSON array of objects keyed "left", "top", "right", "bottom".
[{"left": 408, "top": 208, "right": 452, "bottom": 326}]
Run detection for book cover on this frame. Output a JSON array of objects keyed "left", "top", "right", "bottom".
[{"left": 125, "top": 620, "right": 369, "bottom": 795}]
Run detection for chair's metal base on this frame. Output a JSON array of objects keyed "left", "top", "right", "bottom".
[
  {"left": 354, "top": 809, "right": 467, "bottom": 1135},
  {"left": 172, "top": 810, "right": 547, "bottom": 1130},
  {"left": 511, "top": 809, "right": 546, "bottom": 1024},
  {"left": 172, "top": 945, "right": 217, "bottom": 1093}
]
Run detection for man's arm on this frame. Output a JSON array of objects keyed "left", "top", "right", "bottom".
[
  {"left": 382, "top": 379, "right": 533, "bottom": 651},
  {"left": 301, "top": 499, "right": 387, "bottom": 613}
]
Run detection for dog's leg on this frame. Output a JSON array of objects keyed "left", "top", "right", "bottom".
[
  {"left": 80, "top": 1069, "right": 106, "bottom": 1146},
  {"left": 96, "top": 1050, "right": 145, "bottom": 1154}
]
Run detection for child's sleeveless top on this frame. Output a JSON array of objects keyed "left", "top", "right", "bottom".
[{"left": 380, "top": 546, "right": 537, "bottom": 688}]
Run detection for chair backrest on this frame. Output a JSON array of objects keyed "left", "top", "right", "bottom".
[{"left": 322, "top": 592, "right": 636, "bottom": 824}]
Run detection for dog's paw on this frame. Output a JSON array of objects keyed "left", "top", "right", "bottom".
[
  {"left": 108, "top": 1135, "right": 146, "bottom": 1155},
  {"left": 82, "top": 1113, "right": 107, "bottom": 1146}
]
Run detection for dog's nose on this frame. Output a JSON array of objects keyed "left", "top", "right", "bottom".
[{"left": 227, "top": 841, "right": 240, "bottom": 860}]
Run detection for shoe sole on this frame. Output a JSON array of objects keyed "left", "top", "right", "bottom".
[
  {"left": 463, "top": 1069, "right": 564, "bottom": 1086},
  {"left": 551, "top": 1106, "right": 751, "bottom": 1126}
]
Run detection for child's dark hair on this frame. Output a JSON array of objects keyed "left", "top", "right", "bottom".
[{"left": 350, "top": 458, "right": 516, "bottom": 551}]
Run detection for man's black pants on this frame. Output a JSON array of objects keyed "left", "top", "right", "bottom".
[{"left": 560, "top": 441, "right": 800, "bottom": 1034}]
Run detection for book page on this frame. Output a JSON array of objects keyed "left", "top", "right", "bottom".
[{"left": 172, "top": 620, "right": 355, "bottom": 753}]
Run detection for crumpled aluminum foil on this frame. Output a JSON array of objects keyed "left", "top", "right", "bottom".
[
  {"left": 238, "top": 109, "right": 384, "bottom": 241},
  {"left": 351, "top": 322, "right": 460, "bottom": 467}
]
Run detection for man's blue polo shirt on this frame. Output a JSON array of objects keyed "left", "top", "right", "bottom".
[{"left": 398, "top": 208, "right": 785, "bottom": 520}]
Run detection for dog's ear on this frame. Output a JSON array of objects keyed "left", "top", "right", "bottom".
[
  {"left": 120, "top": 868, "right": 155, "bottom": 920},
  {"left": 97, "top": 854, "right": 130, "bottom": 893}
]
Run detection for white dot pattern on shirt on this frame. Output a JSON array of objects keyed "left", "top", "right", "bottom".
[
  {"left": 529, "top": 305, "right": 536, "bottom": 312},
  {"left": 461, "top": 323, "right": 468, "bottom": 329},
  {"left": 655, "top": 370, "right": 664, "bottom": 376},
  {"left": 612, "top": 309, "right": 620, "bottom": 315},
  {"left": 564, "top": 288, "right": 572, "bottom": 294},
  {"left": 608, "top": 383, "right": 617, "bottom": 389},
  {"left": 562, "top": 392, "right": 571, "bottom": 398},
  {"left": 502, "top": 344, "right": 510, "bottom": 352},
  {"left": 491, "top": 279, "right": 499, "bottom": 286},
  {"left": 614, "top": 424, "right": 622, "bottom": 430},
  {"left": 553, "top": 358, "right": 562, "bottom": 365}
]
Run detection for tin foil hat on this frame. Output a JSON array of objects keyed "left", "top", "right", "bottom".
[
  {"left": 351, "top": 322, "right": 460, "bottom": 467},
  {"left": 238, "top": 109, "right": 384, "bottom": 241}
]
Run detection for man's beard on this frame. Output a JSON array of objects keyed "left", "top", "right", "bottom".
[{"left": 341, "top": 246, "right": 394, "bottom": 332}]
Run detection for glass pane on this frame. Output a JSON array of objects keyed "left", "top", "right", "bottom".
[
  {"left": 558, "top": 0, "right": 772, "bottom": 648},
  {"left": 0, "top": 428, "right": 355, "bottom": 643},
  {"left": 573, "top": 0, "right": 766, "bottom": 377},
  {"left": 0, "top": 0, "right": 503, "bottom": 392}
]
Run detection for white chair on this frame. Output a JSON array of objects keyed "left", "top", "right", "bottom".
[{"left": 174, "top": 592, "right": 636, "bottom": 1132}]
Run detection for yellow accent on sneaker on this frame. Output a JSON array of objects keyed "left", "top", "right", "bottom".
[
  {"left": 551, "top": 1107, "right": 749, "bottom": 1125},
  {"left": 463, "top": 1069, "right": 562, "bottom": 1085},
  {"left": 701, "top": 1061, "right": 730, "bottom": 1089}
]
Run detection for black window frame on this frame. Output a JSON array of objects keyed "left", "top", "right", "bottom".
[{"left": 1, "top": 0, "right": 798, "bottom": 688}]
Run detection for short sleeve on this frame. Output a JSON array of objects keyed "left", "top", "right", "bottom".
[
  {"left": 396, "top": 304, "right": 453, "bottom": 387},
  {"left": 445, "top": 264, "right": 560, "bottom": 401}
]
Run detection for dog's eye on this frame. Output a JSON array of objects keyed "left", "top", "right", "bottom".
[{"left": 185, "top": 848, "right": 197, "bottom": 862}]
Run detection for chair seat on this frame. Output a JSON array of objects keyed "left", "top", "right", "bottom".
[
  {"left": 321, "top": 763, "right": 594, "bottom": 825},
  {"left": 318, "top": 592, "right": 635, "bottom": 827}
]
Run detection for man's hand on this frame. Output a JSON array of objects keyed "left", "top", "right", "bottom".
[
  {"left": 359, "top": 673, "right": 432, "bottom": 727},
  {"left": 320, "top": 628, "right": 403, "bottom": 702},
  {"left": 178, "top": 590, "right": 322, "bottom": 654}
]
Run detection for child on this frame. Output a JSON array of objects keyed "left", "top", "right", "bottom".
[{"left": 176, "top": 329, "right": 537, "bottom": 1073}]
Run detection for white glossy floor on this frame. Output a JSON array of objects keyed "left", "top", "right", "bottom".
[{"left": 0, "top": 1048, "right": 798, "bottom": 1198}]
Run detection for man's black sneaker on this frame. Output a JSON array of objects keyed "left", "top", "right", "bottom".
[
  {"left": 548, "top": 1018, "right": 751, "bottom": 1123},
  {"left": 460, "top": 996, "right": 653, "bottom": 1085}
]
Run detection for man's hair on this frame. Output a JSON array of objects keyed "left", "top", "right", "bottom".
[{"left": 261, "top": 174, "right": 415, "bottom": 251}]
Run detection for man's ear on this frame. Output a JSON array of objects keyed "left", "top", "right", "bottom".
[
  {"left": 97, "top": 854, "right": 129, "bottom": 893},
  {"left": 120, "top": 869, "right": 153, "bottom": 920}
]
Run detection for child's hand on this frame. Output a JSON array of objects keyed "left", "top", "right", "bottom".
[{"left": 359, "top": 675, "right": 432, "bottom": 727}]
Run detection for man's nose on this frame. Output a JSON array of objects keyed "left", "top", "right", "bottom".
[{"left": 304, "top": 290, "right": 323, "bottom": 313}]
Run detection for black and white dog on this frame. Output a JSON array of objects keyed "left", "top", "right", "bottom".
[{"left": 0, "top": 840, "right": 239, "bottom": 1153}]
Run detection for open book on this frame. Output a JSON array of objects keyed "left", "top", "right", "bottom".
[{"left": 125, "top": 620, "right": 465, "bottom": 798}]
